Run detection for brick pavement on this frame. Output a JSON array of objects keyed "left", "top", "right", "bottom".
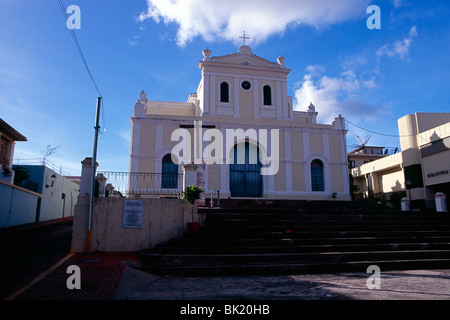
[{"left": 13, "top": 252, "right": 139, "bottom": 300}]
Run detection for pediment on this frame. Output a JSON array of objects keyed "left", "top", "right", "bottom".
[
  {"left": 207, "top": 45, "right": 281, "bottom": 69},
  {"left": 212, "top": 53, "right": 279, "bottom": 68}
]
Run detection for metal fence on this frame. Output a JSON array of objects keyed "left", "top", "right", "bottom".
[
  {"left": 13, "top": 158, "right": 72, "bottom": 176},
  {"left": 96, "top": 172, "right": 183, "bottom": 197}
]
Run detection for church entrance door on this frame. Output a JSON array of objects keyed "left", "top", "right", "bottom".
[{"left": 229, "top": 142, "right": 262, "bottom": 197}]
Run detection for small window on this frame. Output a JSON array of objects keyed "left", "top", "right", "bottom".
[
  {"left": 220, "top": 82, "right": 229, "bottom": 103},
  {"left": 241, "top": 81, "right": 251, "bottom": 90},
  {"left": 263, "top": 85, "right": 272, "bottom": 106},
  {"left": 161, "top": 154, "right": 178, "bottom": 189},
  {"left": 311, "top": 159, "right": 324, "bottom": 192}
]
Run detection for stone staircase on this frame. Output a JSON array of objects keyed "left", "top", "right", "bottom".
[{"left": 139, "top": 200, "right": 450, "bottom": 276}]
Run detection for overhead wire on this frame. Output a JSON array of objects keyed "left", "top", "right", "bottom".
[
  {"left": 57, "top": 0, "right": 103, "bottom": 98},
  {"left": 57, "top": 0, "right": 106, "bottom": 135},
  {"left": 345, "top": 119, "right": 415, "bottom": 138},
  {"left": 345, "top": 118, "right": 437, "bottom": 147}
]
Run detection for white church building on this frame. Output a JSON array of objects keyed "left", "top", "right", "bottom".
[{"left": 128, "top": 45, "right": 351, "bottom": 201}]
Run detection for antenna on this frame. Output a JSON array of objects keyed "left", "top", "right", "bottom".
[{"left": 351, "top": 135, "right": 371, "bottom": 150}]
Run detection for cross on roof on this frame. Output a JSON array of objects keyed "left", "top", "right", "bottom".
[{"left": 239, "top": 31, "right": 250, "bottom": 45}]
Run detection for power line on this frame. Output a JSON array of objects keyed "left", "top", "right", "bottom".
[
  {"left": 57, "top": 0, "right": 103, "bottom": 98},
  {"left": 345, "top": 118, "right": 437, "bottom": 148},
  {"left": 57, "top": 0, "right": 106, "bottom": 134},
  {"left": 345, "top": 119, "right": 416, "bottom": 138}
]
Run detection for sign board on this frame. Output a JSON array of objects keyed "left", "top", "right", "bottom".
[
  {"left": 427, "top": 169, "right": 450, "bottom": 179},
  {"left": 123, "top": 200, "right": 143, "bottom": 228}
]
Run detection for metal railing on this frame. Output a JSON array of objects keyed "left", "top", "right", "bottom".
[
  {"left": 96, "top": 171, "right": 183, "bottom": 197},
  {"left": 13, "top": 158, "right": 72, "bottom": 176}
]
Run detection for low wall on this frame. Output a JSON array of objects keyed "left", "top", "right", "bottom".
[
  {"left": 0, "top": 180, "right": 41, "bottom": 229},
  {"left": 71, "top": 196, "right": 199, "bottom": 252}
]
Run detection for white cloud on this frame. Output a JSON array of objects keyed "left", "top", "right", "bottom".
[
  {"left": 376, "top": 26, "right": 418, "bottom": 60},
  {"left": 129, "top": 35, "right": 139, "bottom": 46},
  {"left": 139, "top": 0, "right": 371, "bottom": 46},
  {"left": 393, "top": 0, "right": 403, "bottom": 8},
  {"left": 294, "top": 65, "right": 386, "bottom": 124},
  {"left": 119, "top": 129, "right": 131, "bottom": 145}
]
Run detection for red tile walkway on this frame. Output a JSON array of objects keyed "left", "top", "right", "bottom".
[{"left": 12, "top": 252, "right": 140, "bottom": 300}]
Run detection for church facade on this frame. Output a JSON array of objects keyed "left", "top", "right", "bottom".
[{"left": 129, "top": 45, "right": 351, "bottom": 201}]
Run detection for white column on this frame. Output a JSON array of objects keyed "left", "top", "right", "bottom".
[
  {"left": 303, "top": 130, "right": 311, "bottom": 192},
  {"left": 80, "top": 158, "right": 98, "bottom": 196},
  {"left": 276, "top": 81, "right": 283, "bottom": 120},
  {"left": 210, "top": 75, "right": 216, "bottom": 116},
  {"left": 283, "top": 80, "right": 293, "bottom": 121},
  {"left": 324, "top": 164, "right": 332, "bottom": 194},
  {"left": 129, "top": 120, "right": 141, "bottom": 173},
  {"left": 183, "top": 164, "right": 199, "bottom": 189},
  {"left": 155, "top": 123, "right": 163, "bottom": 150},
  {"left": 284, "top": 129, "right": 292, "bottom": 193},
  {"left": 339, "top": 130, "right": 350, "bottom": 195},
  {"left": 303, "top": 130, "right": 310, "bottom": 159},
  {"left": 266, "top": 173, "right": 275, "bottom": 196},
  {"left": 322, "top": 132, "right": 330, "bottom": 160},
  {"left": 220, "top": 127, "right": 229, "bottom": 194},
  {"left": 96, "top": 173, "right": 107, "bottom": 197},
  {"left": 234, "top": 78, "right": 240, "bottom": 118},
  {"left": 253, "top": 79, "right": 260, "bottom": 119},
  {"left": 203, "top": 74, "right": 210, "bottom": 114},
  {"left": 304, "top": 163, "right": 312, "bottom": 193}
]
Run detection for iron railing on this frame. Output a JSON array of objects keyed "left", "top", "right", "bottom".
[
  {"left": 13, "top": 158, "right": 72, "bottom": 176},
  {"left": 96, "top": 172, "right": 183, "bottom": 197}
]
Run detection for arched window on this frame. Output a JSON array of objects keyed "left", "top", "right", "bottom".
[
  {"left": 311, "top": 159, "right": 324, "bottom": 192},
  {"left": 220, "top": 82, "right": 229, "bottom": 103},
  {"left": 263, "top": 85, "right": 272, "bottom": 106},
  {"left": 161, "top": 154, "right": 178, "bottom": 189}
]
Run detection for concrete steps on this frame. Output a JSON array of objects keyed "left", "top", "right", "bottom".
[{"left": 139, "top": 201, "right": 450, "bottom": 276}]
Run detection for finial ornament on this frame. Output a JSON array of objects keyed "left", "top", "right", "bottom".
[
  {"left": 202, "top": 48, "right": 211, "bottom": 60},
  {"left": 140, "top": 90, "right": 148, "bottom": 101},
  {"left": 277, "top": 55, "right": 286, "bottom": 67}
]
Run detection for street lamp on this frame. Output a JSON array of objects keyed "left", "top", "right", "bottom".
[{"left": 46, "top": 174, "right": 57, "bottom": 188}]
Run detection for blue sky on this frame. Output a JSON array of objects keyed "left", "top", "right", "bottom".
[{"left": 1, "top": 0, "right": 449, "bottom": 176}]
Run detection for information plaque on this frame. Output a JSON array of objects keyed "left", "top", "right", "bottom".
[{"left": 123, "top": 200, "right": 143, "bottom": 228}]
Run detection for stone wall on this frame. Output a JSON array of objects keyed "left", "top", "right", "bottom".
[{"left": 71, "top": 196, "right": 199, "bottom": 253}]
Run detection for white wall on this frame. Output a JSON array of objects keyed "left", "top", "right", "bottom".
[
  {"left": 0, "top": 181, "right": 41, "bottom": 229},
  {"left": 37, "top": 167, "right": 80, "bottom": 222}
]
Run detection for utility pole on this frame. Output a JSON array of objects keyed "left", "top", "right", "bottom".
[{"left": 86, "top": 97, "right": 102, "bottom": 253}]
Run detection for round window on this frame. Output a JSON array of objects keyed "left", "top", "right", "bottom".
[{"left": 241, "top": 81, "right": 252, "bottom": 90}]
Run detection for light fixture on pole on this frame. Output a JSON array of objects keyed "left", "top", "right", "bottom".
[{"left": 46, "top": 174, "right": 57, "bottom": 188}]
